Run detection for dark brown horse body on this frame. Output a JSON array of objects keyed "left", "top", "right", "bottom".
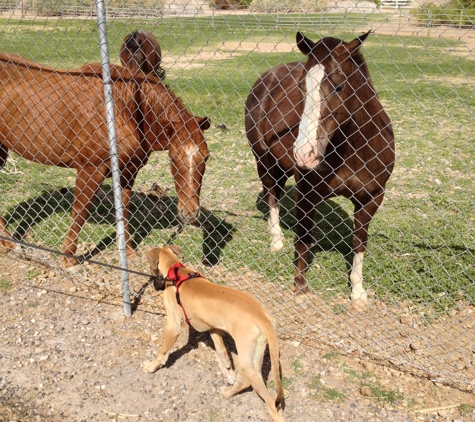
[
  {"left": 245, "top": 32, "right": 395, "bottom": 310},
  {"left": 0, "top": 53, "right": 210, "bottom": 267},
  {"left": 120, "top": 29, "right": 165, "bottom": 79}
]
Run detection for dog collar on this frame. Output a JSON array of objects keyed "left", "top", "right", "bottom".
[{"left": 167, "top": 262, "right": 202, "bottom": 327}]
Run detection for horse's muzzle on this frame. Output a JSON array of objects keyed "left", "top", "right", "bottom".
[
  {"left": 177, "top": 208, "right": 201, "bottom": 225},
  {"left": 294, "top": 138, "right": 327, "bottom": 171},
  {"left": 294, "top": 151, "right": 323, "bottom": 171}
]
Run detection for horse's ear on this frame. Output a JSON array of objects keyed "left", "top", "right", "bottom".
[
  {"left": 334, "top": 31, "right": 371, "bottom": 59},
  {"left": 296, "top": 32, "right": 316, "bottom": 56},
  {"left": 198, "top": 116, "right": 211, "bottom": 131}
]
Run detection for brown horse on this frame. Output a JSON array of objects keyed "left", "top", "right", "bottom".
[
  {"left": 0, "top": 53, "right": 210, "bottom": 267},
  {"left": 245, "top": 32, "right": 395, "bottom": 310},
  {"left": 120, "top": 29, "right": 165, "bottom": 79}
]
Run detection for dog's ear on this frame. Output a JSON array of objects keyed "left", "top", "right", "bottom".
[
  {"left": 167, "top": 244, "right": 184, "bottom": 261},
  {"left": 145, "top": 247, "right": 161, "bottom": 271}
]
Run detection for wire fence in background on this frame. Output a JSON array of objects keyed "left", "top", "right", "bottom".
[{"left": 0, "top": 1, "right": 474, "bottom": 392}]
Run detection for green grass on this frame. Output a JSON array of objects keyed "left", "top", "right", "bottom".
[
  {"left": 361, "top": 380, "right": 404, "bottom": 404},
  {"left": 459, "top": 403, "right": 474, "bottom": 416},
  {"left": 307, "top": 376, "right": 346, "bottom": 402},
  {"left": 0, "top": 278, "right": 12, "bottom": 291},
  {"left": 0, "top": 14, "right": 473, "bottom": 313}
]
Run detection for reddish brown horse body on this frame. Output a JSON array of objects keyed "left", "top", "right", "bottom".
[
  {"left": 245, "top": 32, "right": 395, "bottom": 310},
  {"left": 0, "top": 53, "right": 210, "bottom": 267},
  {"left": 120, "top": 29, "right": 165, "bottom": 79}
]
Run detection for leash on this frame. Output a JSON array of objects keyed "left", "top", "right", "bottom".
[{"left": 166, "top": 262, "right": 201, "bottom": 328}]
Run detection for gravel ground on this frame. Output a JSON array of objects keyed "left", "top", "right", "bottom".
[{"left": 1, "top": 250, "right": 475, "bottom": 422}]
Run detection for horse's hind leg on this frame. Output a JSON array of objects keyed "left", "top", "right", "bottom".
[
  {"left": 62, "top": 167, "right": 107, "bottom": 268},
  {"left": 350, "top": 191, "right": 385, "bottom": 311}
]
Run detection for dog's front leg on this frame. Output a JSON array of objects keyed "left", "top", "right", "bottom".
[
  {"left": 143, "top": 312, "right": 181, "bottom": 373},
  {"left": 143, "top": 317, "right": 180, "bottom": 373},
  {"left": 209, "top": 329, "right": 236, "bottom": 384}
]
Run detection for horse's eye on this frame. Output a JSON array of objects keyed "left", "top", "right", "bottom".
[{"left": 335, "top": 84, "right": 343, "bottom": 93}]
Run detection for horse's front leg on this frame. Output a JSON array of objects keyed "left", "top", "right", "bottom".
[
  {"left": 257, "top": 159, "right": 288, "bottom": 252},
  {"left": 0, "top": 144, "right": 19, "bottom": 251},
  {"left": 62, "top": 167, "right": 107, "bottom": 268},
  {"left": 0, "top": 216, "right": 18, "bottom": 251},
  {"left": 0, "top": 143, "right": 8, "bottom": 170},
  {"left": 119, "top": 167, "right": 140, "bottom": 257},
  {"left": 293, "top": 173, "right": 319, "bottom": 294},
  {"left": 350, "top": 192, "right": 385, "bottom": 311}
]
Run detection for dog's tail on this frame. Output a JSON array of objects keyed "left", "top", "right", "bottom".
[{"left": 265, "top": 320, "right": 285, "bottom": 410}]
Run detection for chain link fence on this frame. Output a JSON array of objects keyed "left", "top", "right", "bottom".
[{"left": 0, "top": 0, "right": 474, "bottom": 391}]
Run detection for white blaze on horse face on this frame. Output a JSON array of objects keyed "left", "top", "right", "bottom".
[
  {"left": 294, "top": 64, "right": 325, "bottom": 170},
  {"left": 184, "top": 143, "right": 199, "bottom": 186}
]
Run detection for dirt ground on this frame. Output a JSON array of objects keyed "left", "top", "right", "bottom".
[{"left": 1, "top": 249, "right": 475, "bottom": 422}]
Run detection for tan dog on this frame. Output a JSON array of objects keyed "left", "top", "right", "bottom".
[{"left": 144, "top": 245, "right": 285, "bottom": 422}]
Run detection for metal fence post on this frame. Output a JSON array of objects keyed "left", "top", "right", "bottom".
[{"left": 94, "top": 0, "right": 131, "bottom": 317}]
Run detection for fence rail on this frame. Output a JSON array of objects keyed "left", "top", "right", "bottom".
[{"left": 0, "top": 5, "right": 474, "bottom": 392}]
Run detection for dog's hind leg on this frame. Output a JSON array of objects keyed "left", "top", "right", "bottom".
[
  {"left": 234, "top": 334, "right": 285, "bottom": 422},
  {"left": 209, "top": 329, "right": 236, "bottom": 384},
  {"left": 220, "top": 370, "right": 251, "bottom": 398}
]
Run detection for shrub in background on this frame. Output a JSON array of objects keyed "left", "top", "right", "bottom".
[{"left": 411, "top": 0, "right": 475, "bottom": 28}]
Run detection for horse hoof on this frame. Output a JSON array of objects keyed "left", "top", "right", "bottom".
[
  {"left": 10, "top": 243, "right": 22, "bottom": 252},
  {"left": 66, "top": 264, "right": 82, "bottom": 273},
  {"left": 294, "top": 293, "right": 313, "bottom": 307},
  {"left": 351, "top": 297, "right": 369, "bottom": 312},
  {"left": 270, "top": 239, "right": 284, "bottom": 252},
  {"left": 292, "top": 284, "right": 308, "bottom": 295}
]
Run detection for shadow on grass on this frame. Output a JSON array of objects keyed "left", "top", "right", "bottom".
[
  {"left": 255, "top": 185, "right": 354, "bottom": 272},
  {"left": 1, "top": 184, "right": 234, "bottom": 266}
]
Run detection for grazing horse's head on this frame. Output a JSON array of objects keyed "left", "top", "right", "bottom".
[
  {"left": 293, "top": 31, "right": 372, "bottom": 171},
  {"left": 139, "top": 82, "right": 210, "bottom": 225},
  {"left": 168, "top": 115, "right": 211, "bottom": 224}
]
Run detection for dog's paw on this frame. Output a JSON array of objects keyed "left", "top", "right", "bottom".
[
  {"left": 142, "top": 360, "right": 160, "bottom": 373},
  {"left": 224, "top": 371, "right": 236, "bottom": 385},
  {"left": 219, "top": 385, "right": 234, "bottom": 399}
]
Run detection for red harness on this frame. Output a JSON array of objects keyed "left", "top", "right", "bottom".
[{"left": 167, "top": 262, "right": 201, "bottom": 327}]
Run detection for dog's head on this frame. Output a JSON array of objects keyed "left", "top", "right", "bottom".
[{"left": 145, "top": 245, "right": 185, "bottom": 291}]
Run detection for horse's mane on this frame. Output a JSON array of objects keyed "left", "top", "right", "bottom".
[
  {"left": 0, "top": 52, "right": 161, "bottom": 85},
  {"left": 0, "top": 52, "right": 191, "bottom": 126},
  {"left": 139, "top": 80, "right": 191, "bottom": 125}
]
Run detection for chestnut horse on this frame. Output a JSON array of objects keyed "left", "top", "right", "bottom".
[
  {"left": 245, "top": 32, "right": 395, "bottom": 310},
  {"left": 120, "top": 29, "right": 165, "bottom": 79},
  {"left": 0, "top": 53, "right": 210, "bottom": 267}
]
